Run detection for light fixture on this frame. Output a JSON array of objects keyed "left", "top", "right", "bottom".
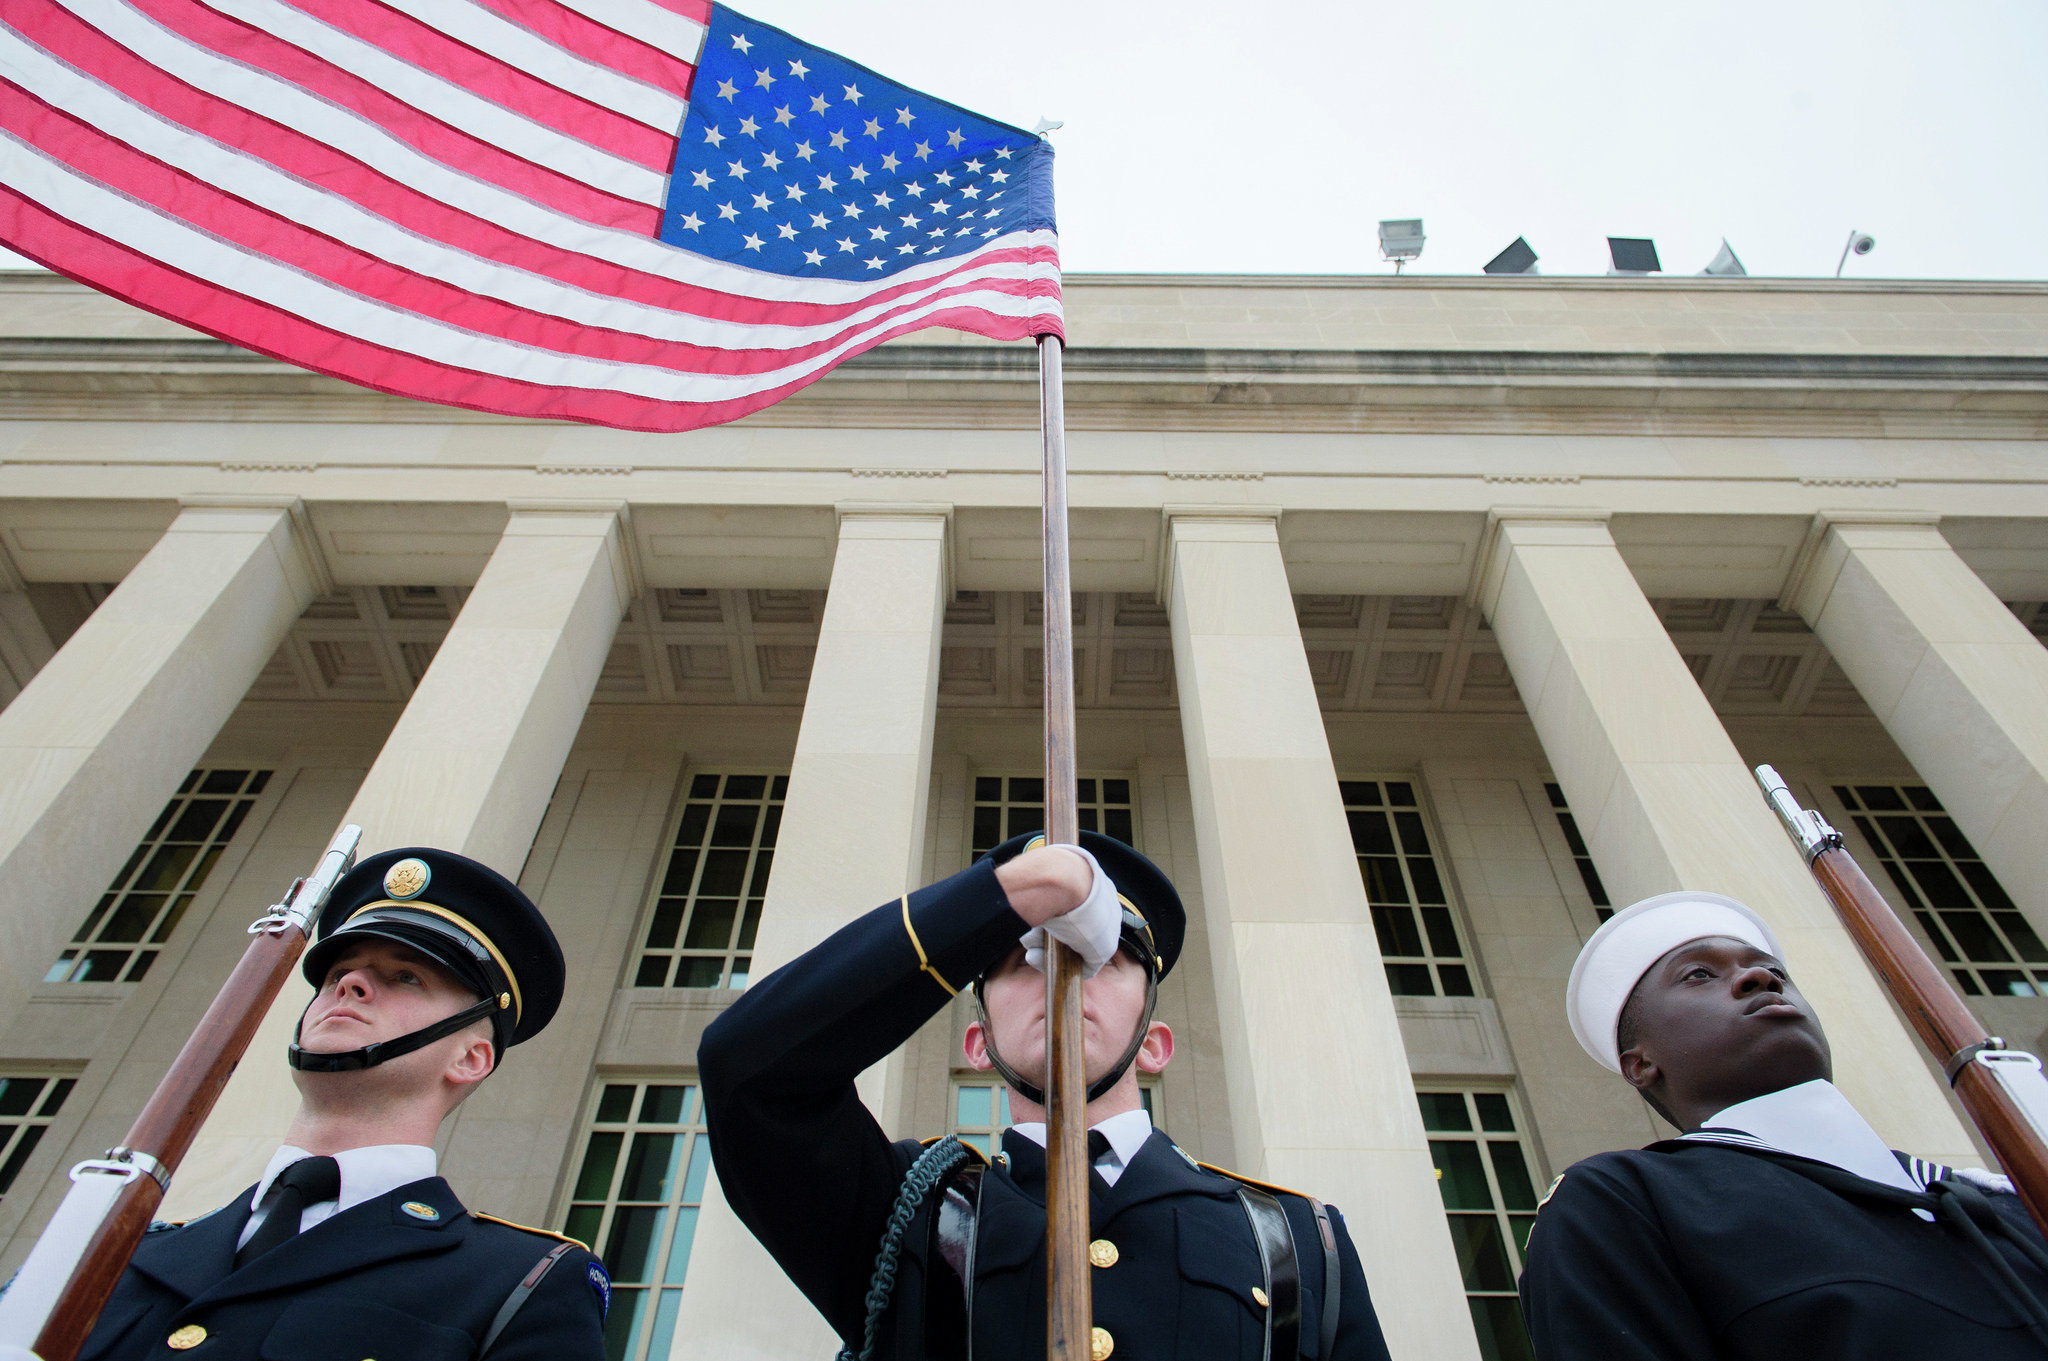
[
  {"left": 1699, "top": 239, "right": 1747, "bottom": 277},
  {"left": 1378, "top": 219, "right": 1425, "bottom": 273},
  {"left": 1607, "top": 237, "right": 1661, "bottom": 275},
  {"left": 1483, "top": 237, "right": 1539, "bottom": 275},
  {"left": 1835, "top": 230, "right": 1875, "bottom": 277}
]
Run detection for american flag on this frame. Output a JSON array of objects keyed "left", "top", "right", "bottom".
[{"left": 0, "top": 1, "right": 1062, "bottom": 432}]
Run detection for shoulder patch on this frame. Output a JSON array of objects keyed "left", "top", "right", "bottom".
[
  {"left": 1536, "top": 1173, "right": 1566, "bottom": 1211},
  {"left": 471, "top": 1211, "right": 591, "bottom": 1253},
  {"left": 1196, "top": 1158, "right": 1311, "bottom": 1200},
  {"left": 586, "top": 1259, "right": 611, "bottom": 1317}
]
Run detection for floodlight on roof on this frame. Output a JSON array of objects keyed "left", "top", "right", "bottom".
[
  {"left": 1607, "top": 237, "right": 1661, "bottom": 275},
  {"left": 1699, "top": 239, "right": 1747, "bottom": 277},
  {"left": 1484, "top": 237, "right": 1540, "bottom": 275},
  {"left": 1835, "top": 230, "right": 1875, "bottom": 277},
  {"left": 1378, "top": 219, "right": 1425, "bottom": 274}
]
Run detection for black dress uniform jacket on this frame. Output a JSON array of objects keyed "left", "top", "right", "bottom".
[
  {"left": 1519, "top": 1140, "right": 2048, "bottom": 1361},
  {"left": 699, "top": 859, "right": 1394, "bottom": 1361},
  {"left": 80, "top": 1174, "right": 606, "bottom": 1361}
]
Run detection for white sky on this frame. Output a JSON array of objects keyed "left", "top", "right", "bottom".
[
  {"left": 5, "top": 0, "right": 2044, "bottom": 281},
  {"left": 736, "top": 0, "right": 2048, "bottom": 280}
]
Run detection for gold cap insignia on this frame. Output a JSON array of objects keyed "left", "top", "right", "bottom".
[
  {"left": 401, "top": 1200, "right": 441, "bottom": 1221},
  {"left": 384, "top": 858, "right": 430, "bottom": 900}
]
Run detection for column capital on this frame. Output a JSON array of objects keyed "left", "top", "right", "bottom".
[
  {"left": 834, "top": 501, "right": 953, "bottom": 596},
  {"left": 1468, "top": 506, "right": 1613, "bottom": 617},
  {"left": 1779, "top": 509, "right": 1944, "bottom": 620},
  {"left": 176, "top": 493, "right": 332, "bottom": 596},
  {"left": 503, "top": 498, "right": 640, "bottom": 605},
  {"left": 1157, "top": 504, "right": 1284, "bottom": 603}
]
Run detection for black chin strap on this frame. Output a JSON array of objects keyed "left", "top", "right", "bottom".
[
  {"left": 287, "top": 996, "right": 502, "bottom": 1073},
  {"left": 973, "top": 968, "right": 1159, "bottom": 1107}
]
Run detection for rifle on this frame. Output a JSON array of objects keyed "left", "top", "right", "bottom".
[
  {"left": 0, "top": 824, "right": 363, "bottom": 1361},
  {"left": 1755, "top": 766, "right": 2048, "bottom": 1237}
]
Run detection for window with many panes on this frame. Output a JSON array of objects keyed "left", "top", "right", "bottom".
[
  {"left": 1343, "top": 779, "right": 1470, "bottom": 996},
  {"left": 970, "top": 776, "right": 1136, "bottom": 858},
  {"left": 950, "top": 1077, "right": 1157, "bottom": 1158},
  {"left": 632, "top": 773, "right": 786, "bottom": 990},
  {"left": 562, "top": 1081, "right": 712, "bottom": 1361},
  {"left": 0, "top": 1074, "right": 77, "bottom": 1198},
  {"left": 1542, "top": 784, "right": 1611, "bottom": 921},
  {"left": 1837, "top": 784, "right": 2046, "bottom": 998},
  {"left": 47, "top": 769, "right": 270, "bottom": 984},
  {"left": 1419, "top": 1089, "right": 1539, "bottom": 1361}
]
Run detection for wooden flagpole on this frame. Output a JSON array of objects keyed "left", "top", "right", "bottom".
[{"left": 1037, "top": 333, "right": 1091, "bottom": 1361}]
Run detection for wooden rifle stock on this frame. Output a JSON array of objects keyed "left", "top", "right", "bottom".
[
  {"left": 0, "top": 826, "right": 361, "bottom": 1361},
  {"left": 1755, "top": 766, "right": 2048, "bottom": 1238},
  {"left": 1038, "top": 333, "right": 1091, "bottom": 1361}
]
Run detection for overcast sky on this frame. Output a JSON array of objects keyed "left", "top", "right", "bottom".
[
  {"left": 733, "top": 0, "right": 2048, "bottom": 281},
  {"left": 6, "top": 0, "right": 2043, "bottom": 281}
]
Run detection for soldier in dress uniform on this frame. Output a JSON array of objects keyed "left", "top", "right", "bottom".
[
  {"left": 1520, "top": 890, "right": 2048, "bottom": 1360},
  {"left": 79, "top": 848, "right": 609, "bottom": 1361},
  {"left": 700, "top": 830, "right": 1394, "bottom": 1361}
]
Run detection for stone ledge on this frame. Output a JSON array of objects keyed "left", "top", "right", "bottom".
[{"left": 1, "top": 339, "right": 2045, "bottom": 436}]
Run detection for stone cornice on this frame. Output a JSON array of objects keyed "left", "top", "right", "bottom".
[{"left": 2, "top": 337, "right": 2047, "bottom": 437}]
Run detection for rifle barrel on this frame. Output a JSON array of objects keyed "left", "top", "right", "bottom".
[{"left": 1754, "top": 767, "right": 2048, "bottom": 1237}]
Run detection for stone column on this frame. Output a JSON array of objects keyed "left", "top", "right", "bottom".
[
  {"left": 1784, "top": 513, "right": 2048, "bottom": 935},
  {"left": 166, "top": 503, "right": 634, "bottom": 1216},
  {"left": 1474, "top": 512, "right": 1979, "bottom": 1162},
  {"left": 1166, "top": 511, "right": 1482, "bottom": 1361},
  {"left": 670, "top": 507, "right": 949, "bottom": 1361},
  {"left": 0, "top": 500, "right": 322, "bottom": 1037}
]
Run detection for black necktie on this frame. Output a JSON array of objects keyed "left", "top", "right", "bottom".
[
  {"left": 1088, "top": 1129, "right": 1112, "bottom": 1167},
  {"left": 235, "top": 1156, "right": 340, "bottom": 1269}
]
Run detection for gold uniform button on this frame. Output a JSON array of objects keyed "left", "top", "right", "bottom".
[
  {"left": 167, "top": 1324, "right": 207, "bottom": 1350},
  {"left": 1090, "top": 1326, "right": 1115, "bottom": 1361},
  {"left": 1253, "top": 1286, "right": 1271, "bottom": 1308},
  {"left": 1088, "top": 1238, "right": 1119, "bottom": 1268}
]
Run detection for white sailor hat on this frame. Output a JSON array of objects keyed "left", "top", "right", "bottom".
[{"left": 1566, "top": 890, "right": 1785, "bottom": 1073}]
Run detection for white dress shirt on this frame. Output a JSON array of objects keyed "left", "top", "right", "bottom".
[
  {"left": 236, "top": 1143, "right": 439, "bottom": 1249},
  {"left": 1008, "top": 1108, "right": 1153, "bottom": 1187}
]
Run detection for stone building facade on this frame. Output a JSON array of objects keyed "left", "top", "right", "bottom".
[{"left": 0, "top": 270, "right": 2046, "bottom": 1361}]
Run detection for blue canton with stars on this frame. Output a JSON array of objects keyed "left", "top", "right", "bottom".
[{"left": 659, "top": 6, "right": 1053, "bottom": 282}]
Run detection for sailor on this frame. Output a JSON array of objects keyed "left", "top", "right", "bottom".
[
  {"left": 80, "top": 848, "right": 608, "bottom": 1361},
  {"left": 1519, "top": 890, "right": 2048, "bottom": 1360},
  {"left": 700, "top": 830, "right": 1393, "bottom": 1361}
]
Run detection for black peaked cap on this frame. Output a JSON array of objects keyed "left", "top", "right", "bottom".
[
  {"left": 303, "top": 846, "right": 565, "bottom": 1048},
  {"left": 978, "top": 830, "right": 1186, "bottom": 980}
]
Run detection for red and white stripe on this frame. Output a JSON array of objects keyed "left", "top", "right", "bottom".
[{"left": 0, "top": 0, "right": 1062, "bottom": 431}]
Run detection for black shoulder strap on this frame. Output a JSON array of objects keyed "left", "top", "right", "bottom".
[
  {"left": 1307, "top": 1198, "right": 1340, "bottom": 1358},
  {"left": 931, "top": 1160, "right": 985, "bottom": 1359},
  {"left": 480, "top": 1240, "right": 576, "bottom": 1355},
  {"left": 1234, "top": 1185, "right": 1302, "bottom": 1361}
]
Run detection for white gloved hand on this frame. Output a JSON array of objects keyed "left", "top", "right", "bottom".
[{"left": 1019, "top": 845, "right": 1122, "bottom": 979}]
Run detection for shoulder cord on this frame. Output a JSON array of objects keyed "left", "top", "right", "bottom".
[{"left": 837, "top": 1136, "right": 972, "bottom": 1361}]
